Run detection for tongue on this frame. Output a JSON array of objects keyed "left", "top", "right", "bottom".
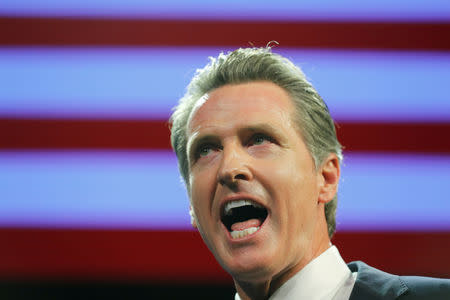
[{"left": 231, "top": 218, "right": 261, "bottom": 231}]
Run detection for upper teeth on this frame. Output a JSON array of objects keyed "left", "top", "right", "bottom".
[{"left": 224, "top": 199, "right": 263, "bottom": 216}]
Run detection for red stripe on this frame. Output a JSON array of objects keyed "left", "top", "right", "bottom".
[
  {"left": 0, "top": 229, "right": 448, "bottom": 281},
  {"left": 1, "top": 17, "right": 450, "bottom": 50},
  {"left": 336, "top": 122, "right": 450, "bottom": 153},
  {"left": 0, "top": 229, "right": 229, "bottom": 283},
  {"left": 1, "top": 118, "right": 450, "bottom": 153},
  {"left": 0, "top": 118, "right": 171, "bottom": 150}
]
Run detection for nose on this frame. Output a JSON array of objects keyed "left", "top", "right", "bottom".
[{"left": 217, "top": 144, "right": 252, "bottom": 187}]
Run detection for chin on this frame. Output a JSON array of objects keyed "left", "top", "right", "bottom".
[{"left": 221, "top": 250, "right": 278, "bottom": 282}]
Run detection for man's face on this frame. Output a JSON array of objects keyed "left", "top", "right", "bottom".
[{"left": 186, "top": 81, "right": 331, "bottom": 282}]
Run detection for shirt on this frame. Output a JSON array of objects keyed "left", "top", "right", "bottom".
[{"left": 235, "top": 246, "right": 357, "bottom": 300}]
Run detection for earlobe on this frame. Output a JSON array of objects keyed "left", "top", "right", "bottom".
[
  {"left": 189, "top": 205, "right": 198, "bottom": 228},
  {"left": 318, "top": 154, "right": 340, "bottom": 204}
]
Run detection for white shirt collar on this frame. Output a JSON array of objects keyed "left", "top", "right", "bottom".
[{"left": 235, "top": 246, "right": 355, "bottom": 300}]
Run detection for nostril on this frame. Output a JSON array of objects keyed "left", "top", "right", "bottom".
[
  {"left": 234, "top": 174, "right": 247, "bottom": 180},
  {"left": 219, "top": 177, "right": 239, "bottom": 187},
  {"left": 218, "top": 168, "right": 251, "bottom": 187}
]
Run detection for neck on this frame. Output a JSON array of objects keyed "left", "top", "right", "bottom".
[{"left": 234, "top": 236, "right": 331, "bottom": 300}]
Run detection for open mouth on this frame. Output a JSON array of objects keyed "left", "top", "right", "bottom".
[{"left": 221, "top": 200, "right": 268, "bottom": 239}]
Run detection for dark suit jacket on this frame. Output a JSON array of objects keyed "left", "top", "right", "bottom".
[{"left": 348, "top": 261, "right": 450, "bottom": 300}]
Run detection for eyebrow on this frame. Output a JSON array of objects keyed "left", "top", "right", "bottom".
[
  {"left": 240, "top": 123, "right": 290, "bottom": 149},
  {"left": 187, "top": 123, "right": 285, "bottom": 156},
  {"left": 239, "top": 123, "right": 284, "bottom": 136},
  {"left": 186, "top": 133, "right": 218, "bottom": 161}
]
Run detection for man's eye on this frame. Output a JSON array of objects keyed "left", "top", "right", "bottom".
[
  {"left": 197, "top": 145, "right": 215, "bottom": 157},
  {"left": 250, "top": 134, "right": 272, "bottom": 146}
]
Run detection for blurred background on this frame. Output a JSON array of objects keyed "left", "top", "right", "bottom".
[{"left": 0, "top": 1, "right": 449, "bottom": 299}]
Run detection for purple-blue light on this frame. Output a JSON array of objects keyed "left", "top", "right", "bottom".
[
  {"left": 0, "top": 151, "right": 449, "bottom": 231},
  {"left": 0, "top": 0, "right": 449, "bottom": 21},
  {"left": 1, "top": 47, "right": 449, "bottom": 121}
]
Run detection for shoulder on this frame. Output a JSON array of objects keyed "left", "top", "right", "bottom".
[
  {"left": 400, "top": 275, "right": 450, "bottom": 299},
  {"left": 348, "top": 261, "right": 450, "bottom": 300}
]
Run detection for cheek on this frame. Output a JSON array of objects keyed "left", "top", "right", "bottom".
[
  {"left": 190, "top": 177, "right": 205, "bottom": 209},
  {"left": 271, "top": 156, "right": 318, "bottom": 217},
  {"left": 189, "top": 170, "right": 216, "bottom": 211},
  {"left": 265, "top": 157, "right": 308, "bottom": 199}
]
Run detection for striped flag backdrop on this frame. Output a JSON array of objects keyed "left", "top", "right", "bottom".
[{"left": 1, "top": 0, "right": 449, "bottom": 297}]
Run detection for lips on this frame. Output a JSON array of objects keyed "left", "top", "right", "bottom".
[{"left": 220, "top": 198, "right": 268, "bottom": 239}]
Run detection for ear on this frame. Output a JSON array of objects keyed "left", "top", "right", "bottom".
[
  {"left": 317, "top": 154, "right": 340, "bottom": 204},
  {"left": 189, "top": 205, "right": 198, "bottom": 228}
]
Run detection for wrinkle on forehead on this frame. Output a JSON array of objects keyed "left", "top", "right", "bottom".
[
  {"left": 189, "top": 83, "right": 294, "bottom": 126},
  {"left": 186, "top": 82, "right": 297, "bottom": 146}
]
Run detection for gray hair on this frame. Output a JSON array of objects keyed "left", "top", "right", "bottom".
[{"left": 170, "top": 47, "right": 342, "bottom": 237}]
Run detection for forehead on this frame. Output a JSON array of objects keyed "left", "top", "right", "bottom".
[{"left": 187, "top": 81, "right": 295, "bottom": 134}]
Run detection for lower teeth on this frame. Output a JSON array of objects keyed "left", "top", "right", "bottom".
[{"left": 230, "top": 226, "right": 260, "bottom": 239}]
